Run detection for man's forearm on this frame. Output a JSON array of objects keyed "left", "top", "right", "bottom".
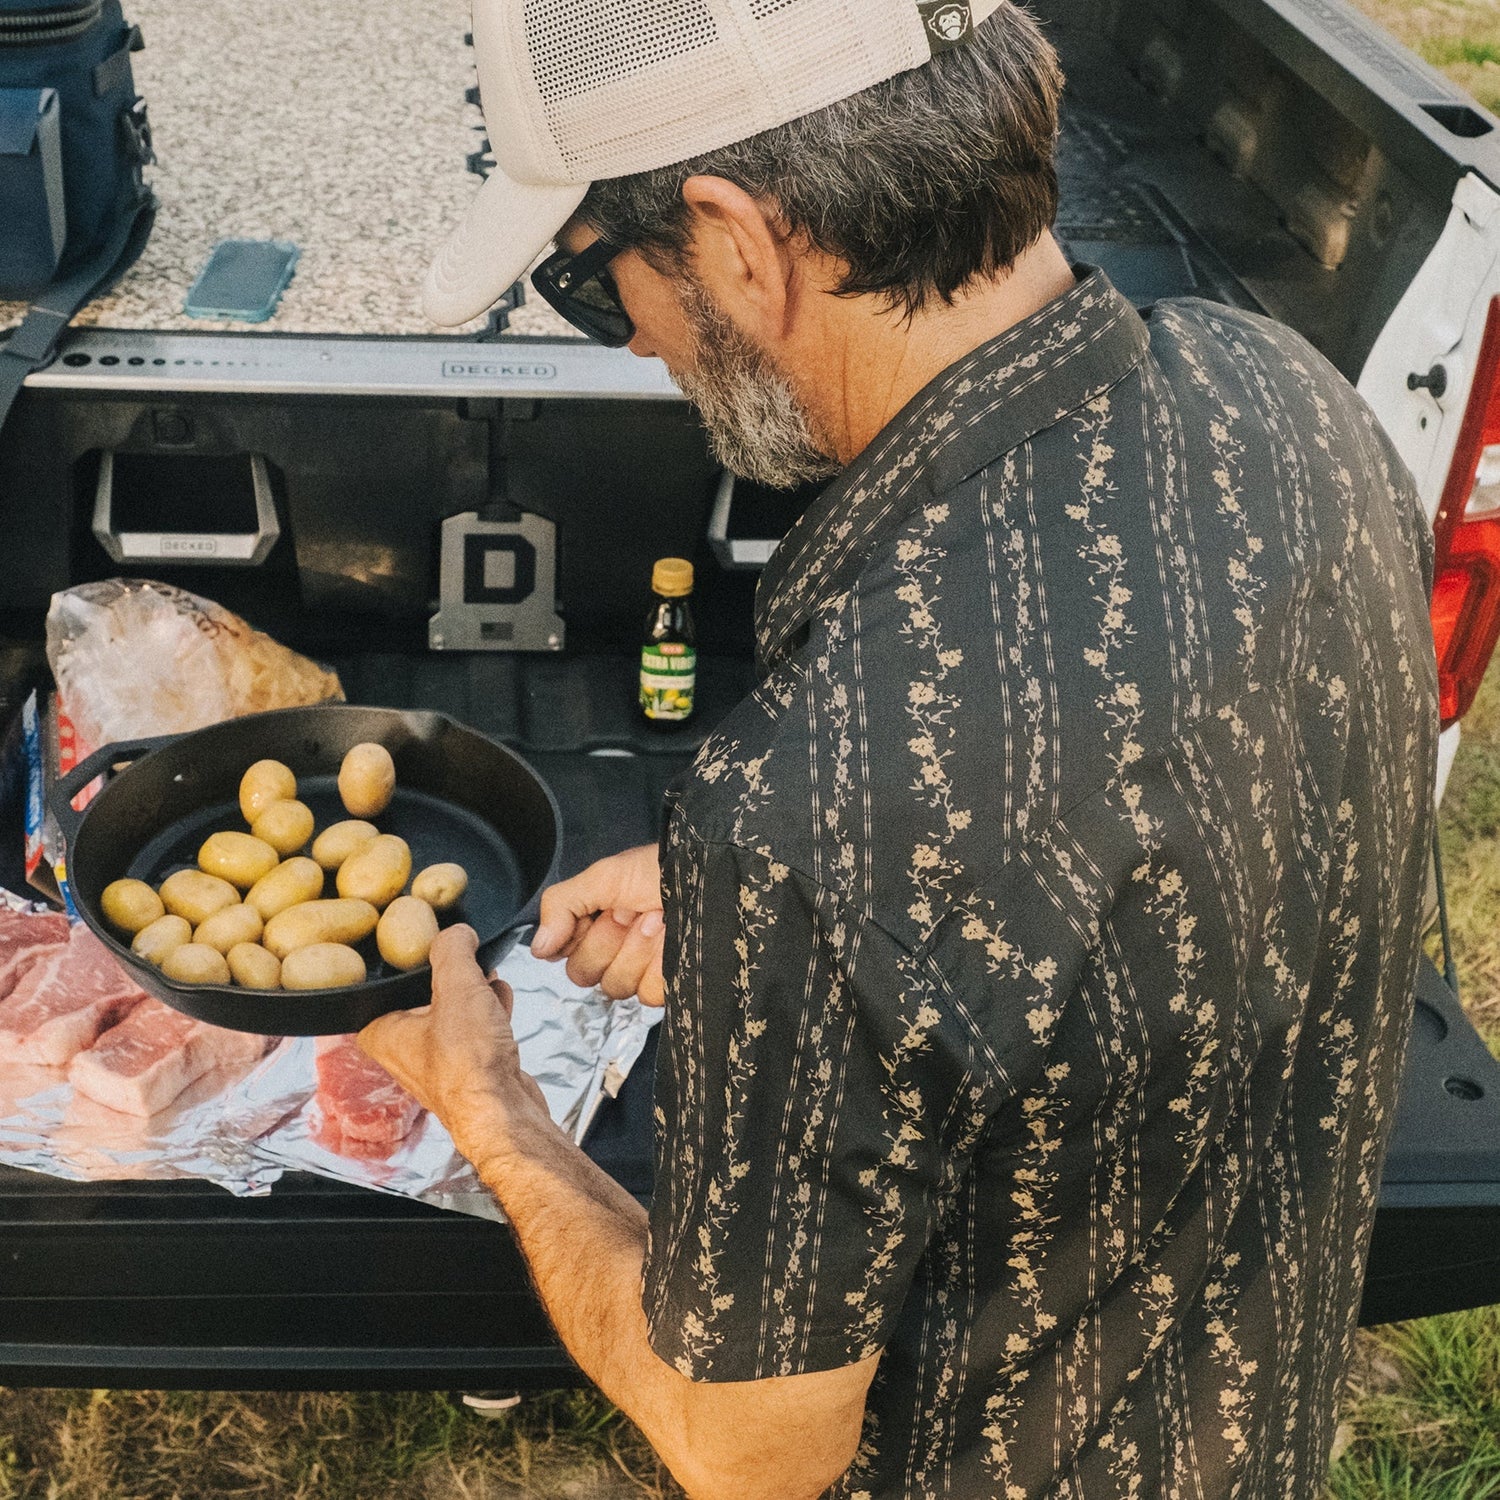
[
  {"left": 469, "top": 1109, "right": 674, "bottom": 1425},
  {"left": 355, "top": 922, "right": 870, "bottom": 1500},
  {"left": 466, "top": 1108, "right": 862, "bottom": 1500}
]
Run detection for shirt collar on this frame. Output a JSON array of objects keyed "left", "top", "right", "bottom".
[{"left": 754, "top": 267, "right": 1149, "bottom": 673}]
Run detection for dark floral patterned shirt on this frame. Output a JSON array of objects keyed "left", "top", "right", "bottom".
[{"left": 647, "top": 269, "right": 1438, "bottom": 1499}]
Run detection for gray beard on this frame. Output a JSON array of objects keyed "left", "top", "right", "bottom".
[{"left": 673, "top": 278, "right": 841, "bottom": 491}]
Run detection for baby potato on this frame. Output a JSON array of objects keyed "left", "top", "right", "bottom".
[
  {"left": 311, "top": 819, "right": 379, "bottom": 872},
  {"left": 199, "top": 831, "right": 280, "bottom": 890},
  {"left": 160, "top": 869, "right": 240, "bottom": 927},
  {"left": 131, "top": 913, "right": 193, "bottom": 966},
  {"left": 338, "top": 742, "right": 396, "bottom": 818},
  {"left": 227, "top": 942, "right": 282, "bottom": 991},
  {"left": 194, "top": 903, "right": 264, "bottom": 955},
  {"left": 252, "top": 799, "right": 315, "bottom": 857},
  {"left": 246, "top": 857, "right": 325, "bottom": 921},
  {"left": 377, "top": 896, "right": 439, "bottom": 971},
  {"left": 240, "top": 759, "right": 297, "bottom": 824},
  {"left": 101, "top": 878, "right": 165, "bottom": 935},
  {"left": 281, "top": 942, "right": 367, "bottom": 991},
  {"left": 263, "top": 898, "right": 380, "bottom": 960},
  {"left": 411, "top": 862, "right": 468, "bottom": 914},
  {"left": 161, "top": 942, "right": 232, "bottom": 986},
  {"left": 336, "top": 834, "right": 412, "bottom": 910}
]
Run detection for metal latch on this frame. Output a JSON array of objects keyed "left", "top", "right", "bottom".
[{"left": 429, "top": 510, "right": 565, "bottom": 652}]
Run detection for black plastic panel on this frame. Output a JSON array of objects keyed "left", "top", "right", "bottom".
[{"left": 1361, "top": 962, "right": 1500, "bottom": 1326}]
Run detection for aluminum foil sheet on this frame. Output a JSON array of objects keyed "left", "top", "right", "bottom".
[
  {"left": 0, "top": 889, "right": 276, "bottom": 1194},
  {"left": 220, "top": 941, "right": 661, "bottom": 1220},
  {"left": 0, "top": 1052, "right": 283, "bottom": 1196},
  {"left": 0, "top": 889, "right": 660, "bottom": 1209}
]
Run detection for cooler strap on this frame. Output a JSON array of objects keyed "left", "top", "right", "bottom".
[{"left": 0, "top": 187, "right": 153, "bottom": 445}]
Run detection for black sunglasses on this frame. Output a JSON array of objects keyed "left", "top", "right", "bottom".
[{"left": 533, "top": 238, "right": 634, "bottom": 347}]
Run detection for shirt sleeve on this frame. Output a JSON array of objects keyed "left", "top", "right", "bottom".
[{"left": 643, "top": 831, "right": 990, "bottom": 1383}]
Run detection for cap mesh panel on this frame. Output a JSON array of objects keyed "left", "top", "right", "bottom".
[
  {"left": 524, "top": 0, "right": 718, "bottom": 105},
  {"left": 515, "top": 0, "right": 929, "bottom": 180},
  {"left": 745, "top": 1, "right": 889, "bottom": 114}
]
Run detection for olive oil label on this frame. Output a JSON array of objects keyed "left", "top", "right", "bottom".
[{"left": 641, "top": 643, "right": 697, "bottom": 721}]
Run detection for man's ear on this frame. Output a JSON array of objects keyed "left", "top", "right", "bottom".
[{"left": 680, "top": 175, "right": 796, "bottom": 345}]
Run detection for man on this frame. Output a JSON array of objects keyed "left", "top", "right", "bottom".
[{"left": 362, "top": 2, "right": 1440, "bottom": 1496}]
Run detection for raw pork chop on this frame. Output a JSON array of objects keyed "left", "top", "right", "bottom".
[
  {"left": 0, "top": 907, "right": 71, "bottom": 1004},
  {"left": 0, "top": 923, "right": 145, "bottom": 1067},
  {"left": 68, "top": 999, "right": 268, "bottom": 1117},
  {"left": 315, "top": 1035, "right": 421, "bottom": 1147}
]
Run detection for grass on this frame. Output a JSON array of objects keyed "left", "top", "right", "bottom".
[
  {"left": 0, "top": 1388, "right": 681, "bottom": 1499},
  {"left": 1329, "top": 1303, "right": 1500, "bottom": 1498},
  {"left": 1350, "top": 0, "right": 1500, "bottom": 110}
]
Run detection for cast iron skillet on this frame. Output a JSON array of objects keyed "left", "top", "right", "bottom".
[{"left": 49, "top": 705, "right": 561, "bottom": 1036}]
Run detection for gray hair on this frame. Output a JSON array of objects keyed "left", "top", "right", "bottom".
[{"left": 580, "top": 4, "right": 1064, "bottom": 316}]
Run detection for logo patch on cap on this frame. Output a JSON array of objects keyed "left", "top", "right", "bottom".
[{"left": 918, "top": 0, "right": 972, "bottom": 51}]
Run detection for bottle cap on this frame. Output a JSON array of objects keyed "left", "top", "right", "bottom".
[{"left": 652, "top": 558, "right": 694, "bottom": 598}]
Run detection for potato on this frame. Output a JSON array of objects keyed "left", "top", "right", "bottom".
[
  {"left": 336, "top": 834, "right": 412, "bottom": 910},
  {"left": 160, "top": 869, "right": 240, "bottom": 927},
  {"left": 338, "top": 742, "right": 396, "bottom": 818},
  {"left": 263, "top": 898, "right": 379, "bottom": 960},
  {"left": 252, "top": 800, "right": 315, "bottom": 857},
  {"left": 199, "top": 831, "right": 281, "bottom": 890},
  {"left": 194, "top": 903, "right": 264, "bottom": 955},
  {"left": 161, "top": 942, "right": 232, "bottom": 986},
  {"left": 281, "top": 943, "right": 367, "bottom": 991},
  {"left": 246, "top": 857, "right": 325, "bottom": 921},
  {"left": 411, "top": 862, "right": 468, "bottom": 914},
  {"left": 311, "top": 819, "right": 379, "bottom": 873},
  {"left": 101, "top": 878, "right": 165, "bottom": 936},
  {"left": 240, "top": 759, "right": 297, "bottom": 824},
  {"left": 131, "top": 913, "right": 193, "bottom": 966},
  {"left": 227, "top": 942, "right": 282, "bottom": 991},
  {"left": 377, "top": 896, "right": 439, "bottom": 971}
]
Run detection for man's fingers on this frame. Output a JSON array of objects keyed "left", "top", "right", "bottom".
[
  {"left": 639, "top": 944, "right": 666, "bottom": 1009},
  {"left": 487, "top": 975, "right": 516, "bottom": 1023},
  {"left": 358, "top": 1006, "right": 422, "bottom": 1068},
  {"left": 532, "top": 846, "right": 662, "bottom": 958},
  {"left": 558, "top": 913, "right": 595, "bottom": 961},
  {"left": 534, "top": 863, "right": 626, "bottom": 957},
  {"left": 564, "top": 911, "right": 633, "bottom": 990},
  {"left": 598, "top": 911, "right": 665, "bottom": 1002},
  {"left": 429, "top": 925, "right": 499, "bottom": 1012},
  {"left": 431, "top": 923, "right": 479, "bottom": 964}
]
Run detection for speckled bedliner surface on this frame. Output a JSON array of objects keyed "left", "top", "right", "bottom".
[{"left": 0, "top": 0, "right": 576, "bottom": 340}]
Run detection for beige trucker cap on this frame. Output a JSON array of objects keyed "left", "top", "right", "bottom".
[{"left": 424, "top": 0, "right": 1006, "bottom": 327}]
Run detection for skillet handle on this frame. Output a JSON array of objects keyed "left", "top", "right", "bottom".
[
  {"left": 475, "top": 833, "right": 559, "bottom": 972},
  {"left": 475, "top": 906, "right": 542, "bottom": 974},
  {"left": 48, "top": 734, "right": 178, "bottom": 850}
]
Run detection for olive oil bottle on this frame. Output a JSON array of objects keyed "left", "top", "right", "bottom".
[{"left": 640, "top": 558, "right": 697, "bottom": 728}]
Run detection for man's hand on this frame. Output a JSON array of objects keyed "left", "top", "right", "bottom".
[
  {"left": 531, "top": 844, "right": 666, "bottom": 1006},
  {"left": 358, "top": 925, "right": 554, "bottom": 1167}
]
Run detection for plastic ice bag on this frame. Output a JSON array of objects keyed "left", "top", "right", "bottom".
[{"left": 45, "top": 579, "right": 343, "bottom": 751}]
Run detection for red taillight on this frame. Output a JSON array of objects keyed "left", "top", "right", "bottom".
[{"left": 1432, "top": 296, "right": 1500, "bottom": 726}]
